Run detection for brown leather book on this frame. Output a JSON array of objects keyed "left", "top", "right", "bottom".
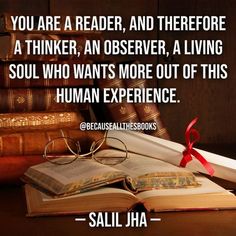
[
  {"left": 133, "top": 103, "right": 170, "bottom": 140},
  {"left": 0, "top": 32, "right": 103, "bottom": 61},
  {"left": 0, "top": 61, "right": 93, "bottom": 87},
  {"left": 0, "top": 155, "right": 45, "bottom": 183},
  {"left": 0, "top": 130, "right": 103, "bottom": 183},
  {"left": 123, "top": 62, "right": 170, "bottom": 140},
  {"left": 0, "top": 111, "right": 83, "bottom": 132},
  {"left": 98, "top": 76, "right": 139, "bottom": 123},
  {"left": 0, "top": 88, "right": 88, "bottom": 112},
  {"left": 0, "top": 129, "right": 103, "bottom": 156}
]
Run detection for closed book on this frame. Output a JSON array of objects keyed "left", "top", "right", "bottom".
[
  {"left": 0, "top": 111, "right": 83, "bottom": 132},
  {"left": 0, "top": 129, "right": 103, "bottom": 156},
  {"left": 134, "top": 103, "right": 170, "bottom": 139},
  {"left": 0, "top": 61, "right": 93, "bottom": 87},
  {"left": 98, "top": 75, "right": 139, "bottom": 123},
  {"left": 0, "top": 155, "right": 45, "bottom": 184},
  {"left": 124, "top": 66, "right": 170, "bottom": 140},
  {"left": 0, "top": 88, "right": 88, "bottom": 112},
  {"left": 0, "top": 13, "right": 20, "bottom": 32},
  {"left": 0, "top": 32, "right": 103, "bottom": 61}
]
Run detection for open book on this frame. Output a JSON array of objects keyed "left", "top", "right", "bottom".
[
  {"left": 23, "top": 149, "right": 236, "bottom": 216},
  {"left": 25, "top": 174, "right": 236, "bottom": 216},
  {"left": 23, "top": 150, "right": 198, "bottom": 196}
]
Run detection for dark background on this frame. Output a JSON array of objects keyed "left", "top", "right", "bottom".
[{"left": 1, "top": 0, "right": 236, "bottom": 145}]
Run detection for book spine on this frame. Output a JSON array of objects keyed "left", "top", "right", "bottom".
[
  {"left": 0, "top": 32, "right": 103, "bottom": 61},
  {"left": 134, "top": 103, "right": 170, "bottom": 139},
  {"left": 124, "top": 75, "right": 170, "bottom": 140},
  {"left": 0, "top": 111, "right": 83, "bottom": 132},
  {"left": 0, "top": 129, "right": 102, "bottom": 156},
  {"left": 98, "top": 78, "right": 140, "bottom": 123},
  {"left": 0, "top": 61, "right": 93, "bottom": 87},
  {"left": 0, "top": 155, "right": 45, "bottom": 183},
  {"left": 0, "top": 14, "right": 10, "bottom": 32},
  {"left": 0, "top": 88, "right": 88, "bottom": 112}
]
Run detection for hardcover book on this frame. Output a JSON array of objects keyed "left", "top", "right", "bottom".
[
  {"left": 0, "top": 32, "right": 103, "bottom": 61},
  {"left": 97, "top": 75, "right": 140, "bottom": 123},
  {"left": 23, "top": 150, "right": 236, "bottom": 216},
  {"left": 0, "top": 111, "right": 83, "bottom": 132},
  {"left": 0, "top": 155, "right": 45, "bottom": 183},
  {"left": 123, "top": 61, "right": 170, "bottom": 140},
  {"left": 0, "top": 129, "right": 103, "bottom": 156},
  {"left": 0, "top": 88, "right": 88, "bottom": 112},
  {"left": 97, "top": 60, "right": 170, "bottom": 139},
  {"left": 0, "top": 61, "right": 94, "bottom": 87}
]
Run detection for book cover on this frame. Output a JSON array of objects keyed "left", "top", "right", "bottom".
[
  {"left": 0, "top": 129, "right": 103, "bottom": 156},
  {"left": 97, "top": 74, "right": 140, "bottom": 123},
  {"left": 0, "top": 111, "right": 83, "bottom": 132},
  {"left": 0, "top": 88, "right": 88, "bottom": 112},
  {"left": 0, "top": 61, "right": 94, "bottom": 87},
  {"left": 0, "top": 32, "right": 103, "bottom": 61}
]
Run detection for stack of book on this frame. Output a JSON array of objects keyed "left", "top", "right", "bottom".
[
  {"left": 0, "top": 13, "right": 171, "bottom": 184},
  {"left": 0, "top": 13, "right": 103, "bottom": 183}
]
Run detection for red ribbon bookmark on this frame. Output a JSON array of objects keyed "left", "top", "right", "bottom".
[{"left": 180, "top": 117, "right": 215, "bottom": 176}]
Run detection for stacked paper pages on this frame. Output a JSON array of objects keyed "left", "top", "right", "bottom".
[{"left": 107, "top": 130, "right": 236, "bottom": 183}]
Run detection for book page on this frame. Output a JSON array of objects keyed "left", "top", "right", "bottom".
[
  {"left": 107, "top": 130, "right": 236, "bottom": 183},
  {"left": 94, "top": 149, "right": 198, "bottom": 190},
  {"left": 40, "top": 187, "right": 136, "bottom": 202},
  {"left": 25, "top": 184, "right": 139, "bottom": 216},
  {"left": 25, "top": 156, "right": 126, "bottom": 194},
  {"left": 136, "top": 175, "right": 229, "bottom": 199},
  {"left": 95, "top": 149, "right": 192, "bottom": 178}
]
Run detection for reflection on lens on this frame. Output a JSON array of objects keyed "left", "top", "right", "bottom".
[
  {"left": 91, "top": 137, "right": 127, "bottom": 165},
  {"left": 44, "top": 137, "right": 80, "bottom": 165}
]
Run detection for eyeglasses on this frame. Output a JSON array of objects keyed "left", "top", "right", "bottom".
[{"left": 43, "top": 130, "right": 128, "bottom": 165}]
